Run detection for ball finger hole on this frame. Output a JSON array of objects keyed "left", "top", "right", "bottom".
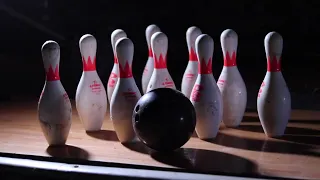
[
  {"left": 134, "top": 114, "right": 140, "bottom": 123},
  {"left": 135, "top": 105, "right": 140, "bottom": 113}
]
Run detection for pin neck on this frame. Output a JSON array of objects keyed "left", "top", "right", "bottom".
[
  {"left": 198, "top": 58, "right": 212, "bottom": 74},
  {"left": 46, "top": 64, "right": 60, "bottom": 81},
  {"left": 189, "top": 48, "right": 197, "bottom": 62},
  {"left": 267, "top": 56, "right": 281, "bottom": 72},
  {"left": 154, "top": 53, "right": 167, "bottom": 69},
  {"left": 82, "top": 56, "right": 96, "bottom": 71},
  {"left": 223, "top": 51, "right": 237, "bottom": 66},
  {"left": 148, "top": 48, "right": 153, "bottom": 57},
  {"left": 114, "top": 55, "right": 119, "bottom": 64},
  {"left": 119, "top": 61, "right": 133, "bottom": 78}
]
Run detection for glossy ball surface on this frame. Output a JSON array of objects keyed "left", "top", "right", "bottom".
[{"left": 132, "top": 88, "right": 196, "bottom": 152}]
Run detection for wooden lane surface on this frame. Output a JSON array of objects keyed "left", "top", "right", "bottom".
[{"left": 0, "top": 101, "right": 319, "bottom": 179}]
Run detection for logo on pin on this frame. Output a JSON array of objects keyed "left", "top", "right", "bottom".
[
  {"left": 90, "top": 80, "right": 102, "bottom": 94},
  {"left": 162, "top": 78, "right": 174, "bottom": 88},
  {"left": 63, "top": 93, "right": 69, "bottom": 100},
  {"left": 185, "top": 73, "right": 194, "bottom": 80},
  {"left": 122, "top": 88, "right": 137, "bottom": 100},
  {"left": 191, "top": 84, "right": 203, "bottom": 102},
  {"left": 258, "top": 81, "right": 265, "bottom": 98},
  {"left": 62, "top": 93, "right": 70, "bottom": 105},
  {"left": 217, "top": 79, "right": 225, "bottom": 86},
  {"left": 143, "top": 68, "right": 148, "bottom": 75},
  {"left": 108, "top": 73, "right": 118, "bottom": 87},
  {"left": 207, "top": 102, "right": 218, "bottom": 115},
  {"left": 185, "top": 70, "right": 195, "bottom": 80}
]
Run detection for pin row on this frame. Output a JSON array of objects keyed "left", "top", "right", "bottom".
[{"left": 37, "top": 24, "right": 290, "bottom": 146}]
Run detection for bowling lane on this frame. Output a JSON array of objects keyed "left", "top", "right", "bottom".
[{"left": 0, "top": 100, "right": 319, "bottom": 179}]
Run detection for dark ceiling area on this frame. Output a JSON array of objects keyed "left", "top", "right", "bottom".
[{"left": 0, "top": 0, "right": 319, "bottom": 109}]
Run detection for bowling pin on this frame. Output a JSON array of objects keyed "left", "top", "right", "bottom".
[
  {"left": 257, "top": 31, "right": 291, "bottom": 137},
  {"left": 38, "top": 40, "right": 72, "bottom": 146},
  {"left": 107, "top": 29, "right": 127, "bottom": 103},
  {"left": 141, "top": 24, "right": 161, "bottom": 94},
  {"left": 181, "top": 26, "right": 202, "bottom": 98},
  {"left": 146, "top": 32, "right": 176, "bottom": 92},
  {"left": 217, "top": 29, "right": 247, "bottom": 127},
  {"left": 76, "top": 34, "right": 107, "bottom": 132},
  {"left": 190, "top": 34, "right": 223, "bottom": 139},
  {"left": 110, "top": 37, "right": 141, "bottom": 143}
]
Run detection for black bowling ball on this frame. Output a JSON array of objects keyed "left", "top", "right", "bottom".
[{"left": 132, "top": 88, "right": 196, "bottom": 152}]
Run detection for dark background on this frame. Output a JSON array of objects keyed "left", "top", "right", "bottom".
[{"left": 0, "top": 0, "right": 319, "bottom": 110}]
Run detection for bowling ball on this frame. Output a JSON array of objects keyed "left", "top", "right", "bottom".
[{"left": 132, "top": 88, "right": 196, "bottom": 152}]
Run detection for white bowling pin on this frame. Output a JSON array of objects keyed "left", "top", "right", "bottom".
[
  {"left": 38, "top": 40, "right": 72, "bottom": 146},
  {"left": 141, "top": 24, "right": 161, "bottom": 94},
  {"left": 146, "top": 32, "right": 176, "bottom": 92},
  {"left": 107, "top": 29, "right": 127, "bottom": 102},
  {"left": 76, "top": 34, "right": 107, "bottom": 132},
  {"left": 181, "top": 26, "right": 202, "bottom": 98},
  {"left": 257, "top": 32, "right": 291, "bottom": 137},
  {"left": 217, "top": 29, "right": 247, "bottom": 127},
  {"left": 190, "top": 34, "right": 223, "bottom": 139},
  {"left": 110, "top": 37, "right": 141, "bottom": 143}
]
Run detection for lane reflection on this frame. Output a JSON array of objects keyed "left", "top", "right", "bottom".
[
  {"left": 46, "top": 145, "right": 90, "bottom": 159},
  {"left": 151, "top": 148, "right": 258, "bottom": 176},
  {"left": 209, "top": 126, "right": 319, "bottom": 157}
]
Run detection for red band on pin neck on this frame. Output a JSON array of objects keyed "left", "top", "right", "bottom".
[
  {"left": 267, "top": 56, "right": 281, "bottom": 72},
  {"left": 148, "top": 48, "right": 153, "bottom": 57},
  {"left": 46, "top": 64, "right": 60, "bottom": 81},
  {"left": 189, "top": 48, "right": 197, "bottom": 62},
  {"left": 119, "top": 61, "right": 133, "bottom": 78},
  {"left": 224, "top": 51, "right": 237, "bottom": 66},
  {"left": 198, "top": 58, "right": 212, "bottom": 74},
  {"left": 114, "top": 55, "right": 119, "bottom": 64},
  {"left": 154, "top": 54, "right": 167, "bottom": 69},
  {"left": 82, "top": 56, "right": 96, "bottom": 71}
]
